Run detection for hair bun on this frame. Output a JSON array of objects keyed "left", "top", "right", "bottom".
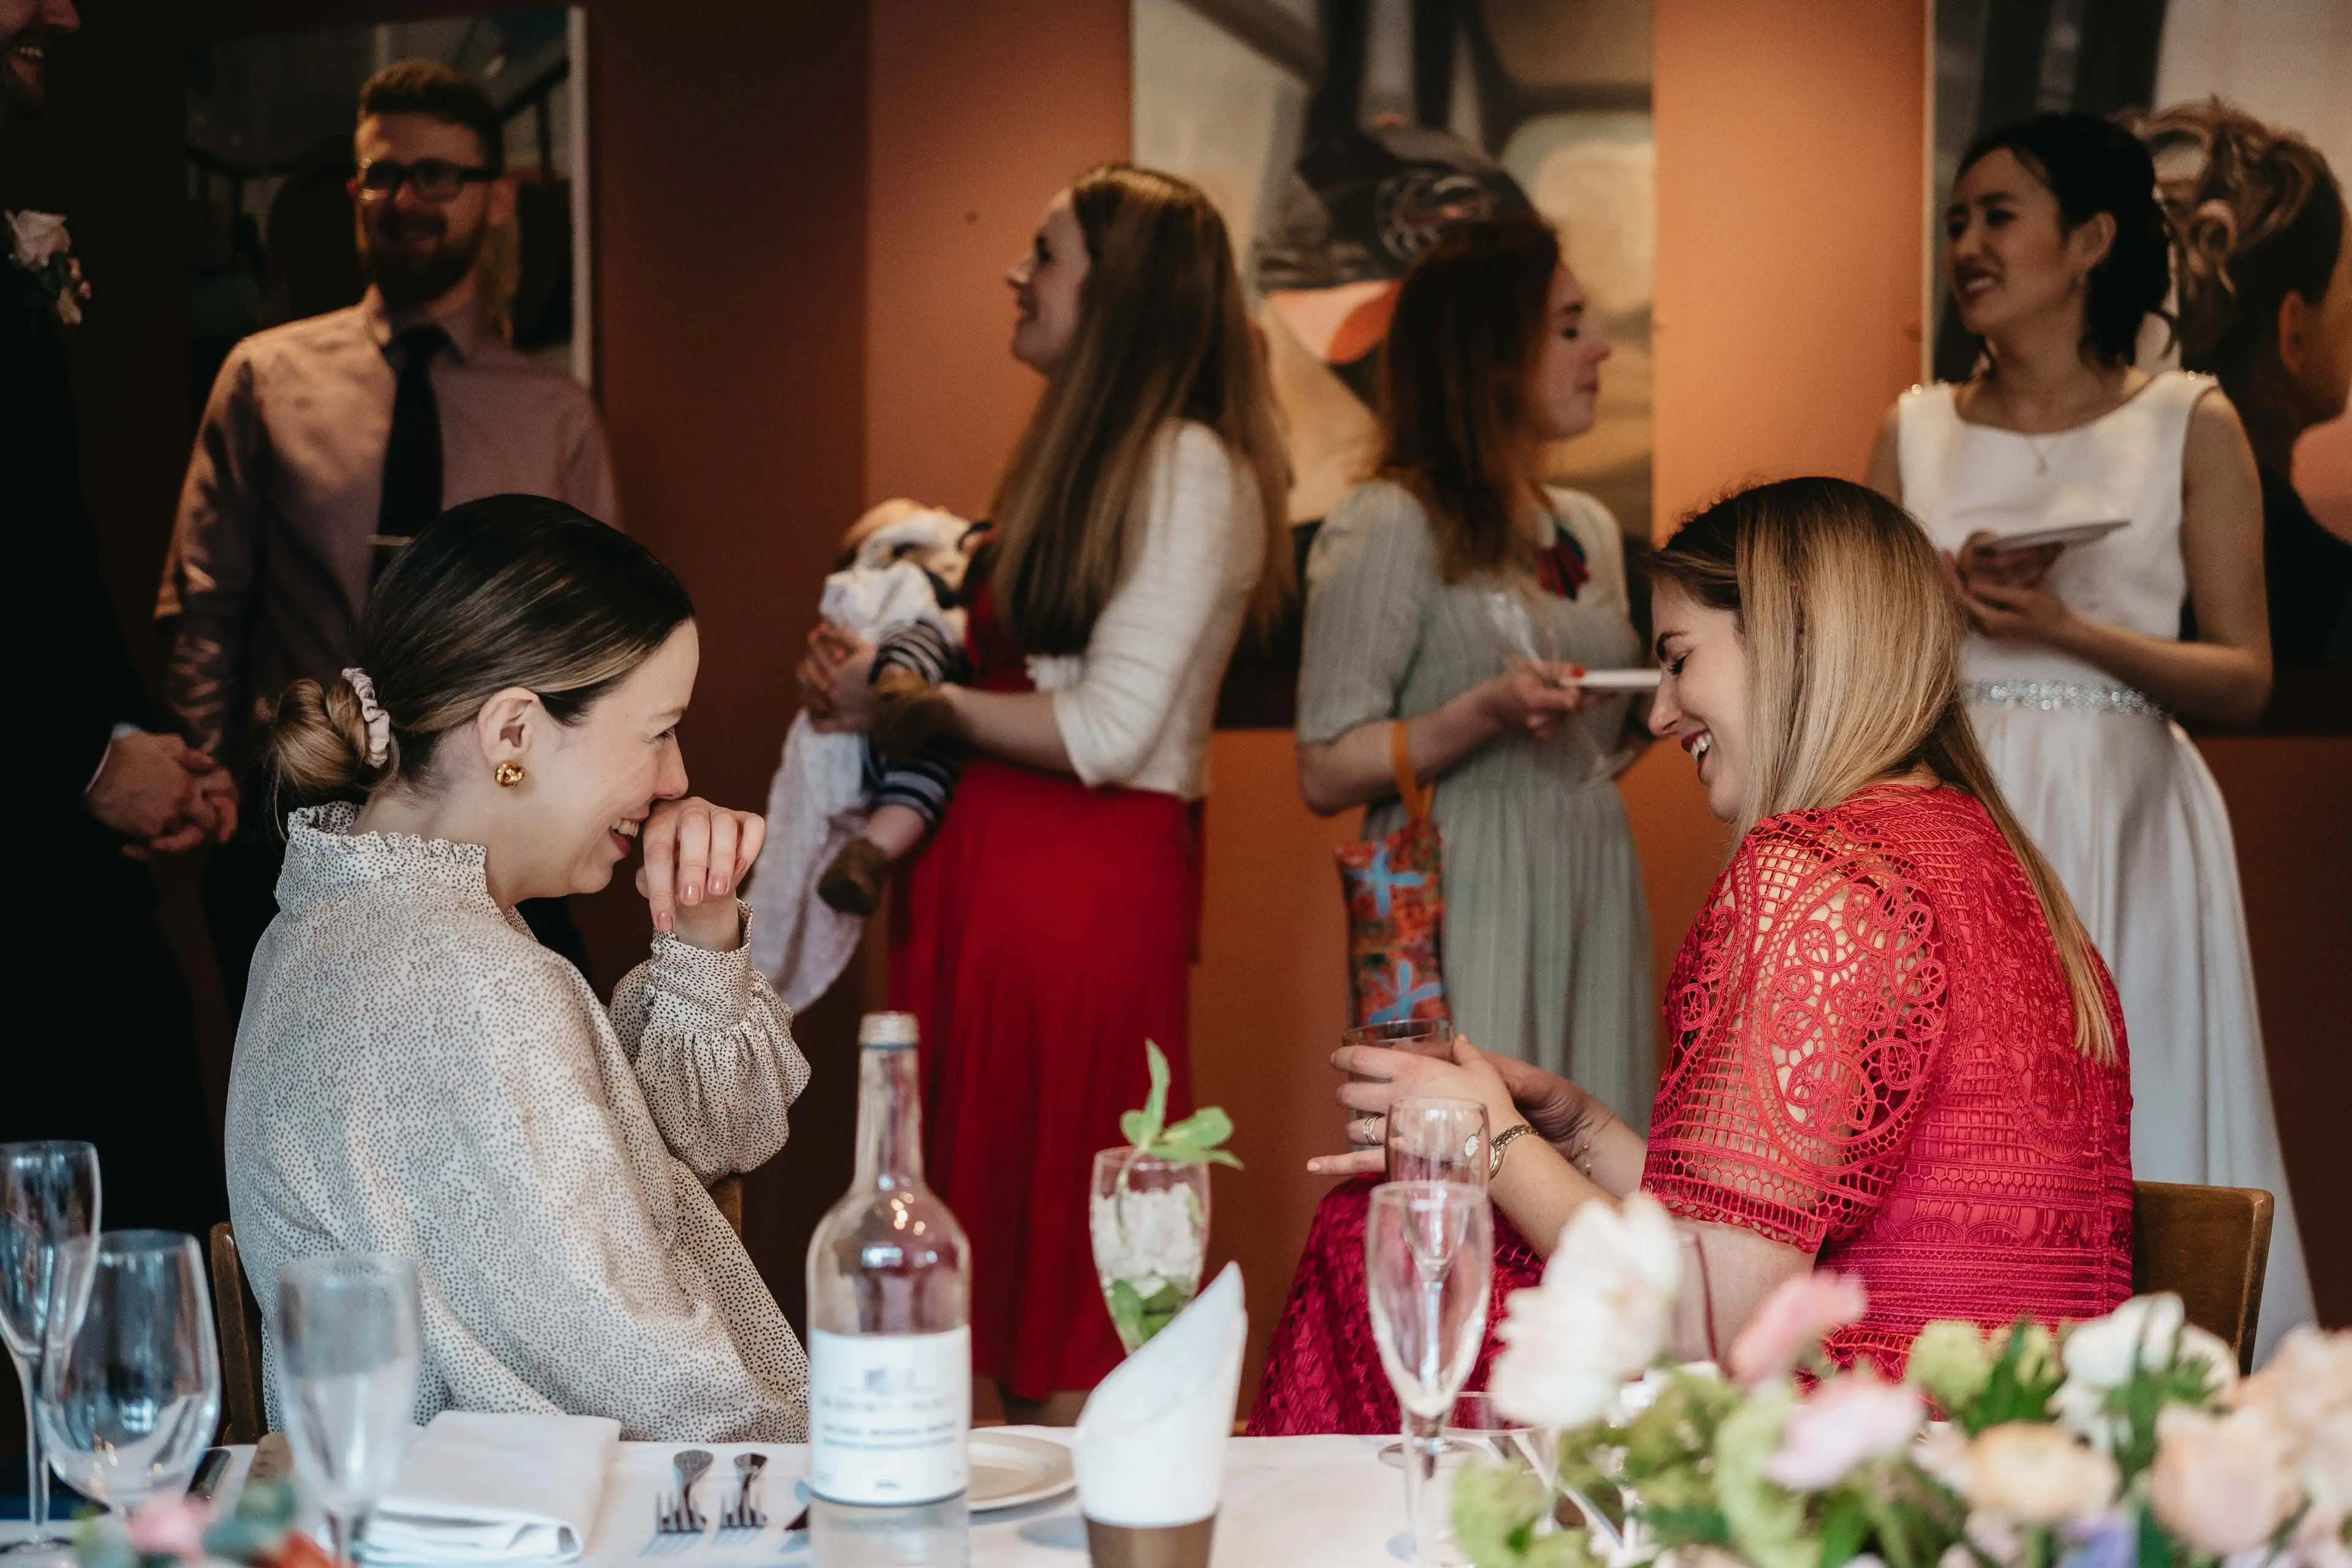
[{"left": 266, "top": 674, "right": 385, "bottom": 805}]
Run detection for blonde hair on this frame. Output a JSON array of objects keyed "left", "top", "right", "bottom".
[
  {"left": 268, "top": 496, "right": 692, "bottom": 814},
  {"left": 990, "top": 164, "right": 1291, "bottom": 654},
  {"left": 1650, "top": 477, "right": 2116, "bottom": 1063}
]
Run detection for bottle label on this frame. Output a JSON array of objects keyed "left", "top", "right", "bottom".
[{"left": 807, "top": 1327, "right": 971, "bottom": 1504}]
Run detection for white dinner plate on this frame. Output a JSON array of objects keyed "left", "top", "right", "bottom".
[
  {"left": 968, "top": 1431, "right": 1076, "bottom": 1513},
  {"left": 1977, "top": 517, "right": 2129, "bottom": 552},
  {"left": 1566, "top": 668, "right": 1663, "bottom": 691}
]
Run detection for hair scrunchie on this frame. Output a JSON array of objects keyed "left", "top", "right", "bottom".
[{"left": 341, "top": 666, "right": 393, "bottom": 769}]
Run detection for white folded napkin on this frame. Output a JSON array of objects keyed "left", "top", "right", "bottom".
[
  {"left": 358, "top": 1411, "right": 619, "bottom": 1564},
  {"left": 1073, "top": 1262, "right": 1246, "bottom": 1528}
]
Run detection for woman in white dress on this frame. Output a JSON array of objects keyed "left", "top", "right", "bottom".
[
  {"left": 227, "top": 494, "right": 811, "bottom": 1439},
  {"left": 1870, "top": 111, "right": 2311, "bottom": 1359}
]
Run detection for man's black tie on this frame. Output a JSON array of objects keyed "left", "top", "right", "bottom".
[{"left": 375, "top": 323, "right": 448, "bottom": 572}]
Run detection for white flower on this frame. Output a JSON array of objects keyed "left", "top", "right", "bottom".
[
  {"left": 1088, "top": 1185, "right": 1204, "bottom": 1286},
  {"left": 1490, "top": 1193, "right": 1683, "bottom": 1429},
  {"left": 1953, "top": 1422, "right": 2119, "bottom": 1525},
  {"left": 2237, "top": 1325, "right": 2352, "bottom": 1515},
  {"left": 2054, "top": 1294, "right": 2235, "bottom": 1449},
  {"left": 9, "top": 210, "right": 70, "bottom": 268},
  {"left": 1761, "top": 1372, "right": 1921, "bottom": 1491},
  {"left": 2149, "top": 1403, "right": 2301, "bottom": 1555}
]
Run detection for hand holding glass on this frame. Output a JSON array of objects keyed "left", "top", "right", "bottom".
[{"left": 277, "top": 1253, "right": 424, "bottom": 1566}]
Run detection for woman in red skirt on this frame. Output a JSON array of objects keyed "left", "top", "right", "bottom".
[{"left": 803, "top": 165, "right": 1289, "bottom": 1422}]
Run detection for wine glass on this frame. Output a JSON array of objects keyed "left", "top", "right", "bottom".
[
  {"left": 1088, "top": 1151, "right": 1211, "bottom": 1352},
  {"left": 0, "top": 1142, "right": 100, "bottom": 1555},
  {"left": 1366, "top": 1182, "right": 1493, "bottom": 1567},
  {"left": 276, "top": 1253, "right": 423, "bottom": 1566},
  {"left": 1387, "top": 1098, "right": 1489, "bottom": 1188},
  {"left": 37, "top": 1231, "right": 219, "bottom": 1522}
]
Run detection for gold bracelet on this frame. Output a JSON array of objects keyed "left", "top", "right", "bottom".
[{"left": 1489, "top": 1122, "right": 1536, "bottom": 1181}]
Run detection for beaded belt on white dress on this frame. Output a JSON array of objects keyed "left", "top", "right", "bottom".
[{"left": 1964, "top": 679, "right": 2165, "bottom": 718}]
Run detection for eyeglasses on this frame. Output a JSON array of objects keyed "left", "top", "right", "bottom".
[{"left": 353, "top": 157, "right": 497, "bottom": 203}]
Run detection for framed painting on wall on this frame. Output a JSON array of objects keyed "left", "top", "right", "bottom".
[
  {"left": 1136, "top": 0, "right": 1656, "bottom": 725},
  {"left": 185, "top": 8, "right": 592, "bottom": 426}
]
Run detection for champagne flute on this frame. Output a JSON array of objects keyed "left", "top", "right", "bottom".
[
  {"left": 0, "top": 1142, "right": 100, "bottom": 1555},
  {"left": 37, "top": 1231, "right": 220, "bottom": 1521},
  {"left": 276, "top": 1253, "right": 423, "bottom": 1566},
  {"left": 1366, "top": 1182, "right": 1492, "bottom": 1566},
  {"left": 1386, "top": 1098, "right": 1490, "bottom": 1188}
]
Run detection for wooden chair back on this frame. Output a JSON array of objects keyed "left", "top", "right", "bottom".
[
  {"left": 2132, "top": 1180, "right": 2274, "bottom": 1373},
  {"left": 207, "top": 1222, "right": 270, "bottom": 1444},
  {"left": 711, "top": 1174, "right": 745, "bottom": 1237}
]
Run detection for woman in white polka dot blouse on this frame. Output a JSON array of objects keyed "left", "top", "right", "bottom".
[{"left": 224, "top": 496, "right": 812, "bottom": 1441}]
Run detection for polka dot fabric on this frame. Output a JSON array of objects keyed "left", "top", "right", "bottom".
[
  {"left": 1643, "top": 786, "right": 2135, "bottom": 1374},
  {"left": 225, "top": 804, "right": 812, "bottom": 1441}
]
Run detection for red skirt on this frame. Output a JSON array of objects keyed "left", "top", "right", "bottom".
[{"left": 889, "top": 754, "right": 1200, "bottom": 1398}]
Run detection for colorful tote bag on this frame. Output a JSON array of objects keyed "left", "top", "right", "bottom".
[{"left": 1335, "top": 723, "right": 1450, "bottom": 1027}]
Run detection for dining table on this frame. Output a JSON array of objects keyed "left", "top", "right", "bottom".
[{"left": 1, "top": 1430, "right": 1423, "bottom": 1567}]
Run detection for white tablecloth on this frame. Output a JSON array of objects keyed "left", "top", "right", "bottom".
[{"left": 3, "top": 1431, "right": 1412, "bottom": 1567}]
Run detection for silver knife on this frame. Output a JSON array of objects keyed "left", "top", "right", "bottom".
[{"left": 188, "top": 1447, "right": 233, "bottom": 1502}]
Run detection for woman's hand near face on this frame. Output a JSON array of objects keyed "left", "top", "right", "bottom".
[
  {"left": 636, "top": 797, "right": 766, "bottom": 949},
  {"left": 796, "top": 624, "right": 878, "bottom": 733}
]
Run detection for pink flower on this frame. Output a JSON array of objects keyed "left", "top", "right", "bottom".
[
  {"left": 1762, "top": 1372, "right": 1923, "bottom": 1491},
  {"left": 1727, "top": 1271, "right": 1868, "bottom": 1387},
  {"left": 2149, "top": 1403, "right": 2301, "bottom": 1556},
  {"left": 124, "top": 1495, "right": 213, "bottom": 1561}
]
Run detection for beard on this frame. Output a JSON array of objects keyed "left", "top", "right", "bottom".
[
  {"left": 360, "top": 205, "right": 486, "bottom": 312},
  {"left": 0, "top": 23, "right": 62, "bottom": 123}
]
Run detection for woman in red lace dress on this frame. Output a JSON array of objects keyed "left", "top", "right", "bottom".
[{"left": 1253, "top": 477, "right": 2133, "bottom": 1434}]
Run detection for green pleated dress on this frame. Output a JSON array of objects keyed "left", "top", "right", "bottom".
[{"left": 1298, "top": 480, "right": 1656, "bottom": 1129}]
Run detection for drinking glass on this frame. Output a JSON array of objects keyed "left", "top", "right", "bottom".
[
  {"left": 1088, "top": 1151, "right": 1210, "bottom": 1351},
  {"left": 37, "top": 1231, "right": 219, "bottom": 1522},
  {"left": 1366, "top": 1182, "right": 1492, "bottom": 1567},
  {"left": 1387, "top": 1098, "right": 1489, "bottom": 1188},
  {"left": 0, "top": 1142, "right": 100, "bottom": 1553},
  {"left": 1343, "top": 1019, "right": 1454, "bottom": 1146},
  {"left": 276, "top": 1253, "right": 423, "bottom": 1566}
]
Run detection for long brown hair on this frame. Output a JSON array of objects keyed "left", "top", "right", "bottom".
[
  {"left": 1649, "top": 478, "right": 2116, "bottom": 1064},
  {"left": 1375, "top": 216, "right": 1560, "bottom": 582},
  {"left": 990, "top": 164, "right": 1291, "bottom": 655}
]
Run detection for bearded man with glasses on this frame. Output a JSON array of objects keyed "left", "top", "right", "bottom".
[{"left": 159, "top": 59, "right": 620, "bottom": 1009}]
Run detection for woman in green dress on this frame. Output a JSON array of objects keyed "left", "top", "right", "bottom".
[{"left": 1295, "top": 214, "right": 1654, "bottom": 1125}]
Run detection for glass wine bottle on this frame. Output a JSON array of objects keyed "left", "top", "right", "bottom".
[{"left": 805, "top": 1012, "right": 973, "bottom": 1566}]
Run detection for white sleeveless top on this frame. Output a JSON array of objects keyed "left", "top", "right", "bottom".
[{"left": 1896, "top": 369, "right": 2215, "bottom": 701}]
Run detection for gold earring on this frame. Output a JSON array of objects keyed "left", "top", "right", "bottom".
[{"left": 494, "top": 761, "right": 526, "bottom": 788}]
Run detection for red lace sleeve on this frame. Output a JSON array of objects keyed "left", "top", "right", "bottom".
[{"left": 1643, "top": 811, "right": 1951, "bottom": 1253}]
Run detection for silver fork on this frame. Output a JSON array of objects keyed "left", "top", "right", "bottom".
[
  {"left": 654, "top": 1449, "right": 713, "bottom": 1539},
  {"left": 718, "top": 1452, "right": 767, "bottom": 1532}
]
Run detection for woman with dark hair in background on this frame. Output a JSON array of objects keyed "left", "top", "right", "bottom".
[
  {"left": 1868, "top": 111, "right": 2311, "bottom": 1357},
  {"left": 800, "top": 164, "right": 1289, "bottom": 1422},
  {"left": 2141, "top": 99, "right": 2352, "bottom": 663},
  {"left": 228, "top": 496, "right": 811, "bottom": 1441}
]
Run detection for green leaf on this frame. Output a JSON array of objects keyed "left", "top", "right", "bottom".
[
  {"left": 1119, "top": 1109, "right": 1148, "bottom": 1146},
  {"left": 1135, "top": 1040, "right": 1170, "bottom": 1148},
  {"left": 1163, "top": 1106, "right": 1234, "bottom": 1147},
  {"left": 1820, "top": 1491, "right": 1872, "bottom": 1568}
]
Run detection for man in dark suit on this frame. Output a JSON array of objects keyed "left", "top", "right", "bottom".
[{"left": 7, "top": 0, "right": 230, "bottom": 1240}]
